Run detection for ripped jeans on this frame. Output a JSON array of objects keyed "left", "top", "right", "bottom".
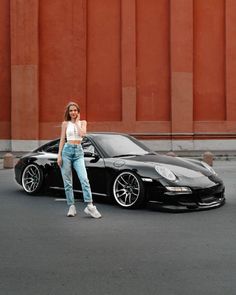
[{"left": 60, "top": 143, "right": 93, "bottom": 205}]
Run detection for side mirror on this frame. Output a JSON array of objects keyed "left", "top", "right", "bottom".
[{"left": 84, "top": 151, "right": 99, "bottom": 159}]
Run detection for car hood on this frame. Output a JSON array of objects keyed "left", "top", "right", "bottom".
[
  {"left": 117, "top": 154, "right": 210, "bottom": 177},
  {"left": 113, "top": 154, "right": 221, "bottom": 189}
]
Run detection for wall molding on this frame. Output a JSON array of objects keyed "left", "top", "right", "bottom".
[{"left": 1, "top": 139, "right": 236, "bottom": 153}]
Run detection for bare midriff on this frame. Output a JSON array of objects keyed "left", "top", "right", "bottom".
[{"left": 67, "top": 140, "right": 82, "bottom": 145}]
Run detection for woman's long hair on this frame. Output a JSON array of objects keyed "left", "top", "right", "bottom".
[{"left": 64, "top": 102, "right": 80, "bottom": 121}]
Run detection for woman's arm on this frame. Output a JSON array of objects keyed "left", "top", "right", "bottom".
[
  {"left": 57, "top": 121, "right": 67, "bottom": 167},
  {"left": 75, "top": 118, "right": 87, "bottom": 137},
  {"left": 79, "top": 120, "right": 87, "bottom": 137}
]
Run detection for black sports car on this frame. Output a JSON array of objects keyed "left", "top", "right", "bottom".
[{"left": 14, "top": 132, "right": 225, "bottom": 211}]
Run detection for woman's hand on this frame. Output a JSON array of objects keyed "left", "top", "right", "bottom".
[
  {"left": 57, "top": 155, "right": 62, "bottom": 167},
  {"left": 75, "top": 113, "right": 81, "bottom": 123}
]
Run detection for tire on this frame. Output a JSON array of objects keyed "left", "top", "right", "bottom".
[
  {"left": 113, "top": 171, "right": 145, "bottom": 208},
  {"left": 21, "top": 164, "right": 44, "bottom": 194}
]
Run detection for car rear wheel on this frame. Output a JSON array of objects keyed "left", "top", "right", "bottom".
[
  {"left": 113, "top": 171, "right": 145, "bottom": 208},
  {"left": 22, "top": 164, "right": 43, "bottom": 194}
]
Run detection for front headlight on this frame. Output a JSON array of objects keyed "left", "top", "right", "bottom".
[
  {"left": 201, "top": 161, "right": 217, "bottom": 175},
  {"left": 155, "top": 165, "right": 177, "bottom": 181}
]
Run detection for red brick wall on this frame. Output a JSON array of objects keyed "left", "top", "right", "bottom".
[
  {"left": 0, "top": 0, "right": 11, "bottom": 140},
  {"left": 1, "top": 0, "right": 236, "bottom": 143}
]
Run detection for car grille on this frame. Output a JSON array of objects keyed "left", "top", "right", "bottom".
[
  {"left": 178, "top": 184, "right": 224, "bottom": 207},
  {"left": 148, "top": 182, "right": 225, "bottom": 210}
]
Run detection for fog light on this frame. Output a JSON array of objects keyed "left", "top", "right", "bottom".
[
  {"left": 166, "top": 186, "right": 192, "bottom": 192},
  {"left": 141, "top": 178, "right": 153, "bottom": 182}
]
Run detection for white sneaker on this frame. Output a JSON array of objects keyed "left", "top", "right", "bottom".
[
  {"left": 84, "top": 204, "right": 102, "bottom": 219},
  {"left": 67, "top": 205, "right": 76, "bottom": 217}
]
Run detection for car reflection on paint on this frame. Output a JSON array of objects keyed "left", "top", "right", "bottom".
[{"left": 14, "top": 132, "right": 225, "bottom": 211}]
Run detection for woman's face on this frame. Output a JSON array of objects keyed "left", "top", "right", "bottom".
[{"left": 69, "top": 105, "right": 79, "bottom": 120}]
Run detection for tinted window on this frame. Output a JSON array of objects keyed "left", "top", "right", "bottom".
[
  {"left": 44, "top": 142, "right": 59, "bottom": 154},
  {"left": 95, "top": 134, "right": 150, "bottom": 157}
]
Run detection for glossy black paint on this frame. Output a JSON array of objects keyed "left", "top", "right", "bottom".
[{"left": 14, "top": 132, "right": 225, "bottom": 211}]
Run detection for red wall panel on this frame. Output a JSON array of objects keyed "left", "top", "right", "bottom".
[
  {"left": 226, "top": 0, "right": 236, "bottom": 121},
  {"left": 136, "top": 0, "right": 170, "bottom": 121},
  {"left": 0, "top": 0, "right": 11, "bottom": 139},
  {"left": 1, "top": 0, "right": 236, "bottom": 145},
  {"left": 39, "top": 0, "right": 87, "bottom": 123},
  {"left": 170, "top": 0, "right": 193, "bottom": 134},
  {"left": 86, "top": 0, "right": 121, "bottom": 122},
  {"left": 194, "top": 0, "right": 226, "bottom": 121}
]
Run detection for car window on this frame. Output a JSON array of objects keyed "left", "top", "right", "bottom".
[
  {"left": 95, "top": 134, "right": 150, "bottom": 157},
  {"left": 82, "top": 138, "right": 97, "bottom": 157},
  {"left": 44, "top": 142, "right": 59, "bottom": 154}
]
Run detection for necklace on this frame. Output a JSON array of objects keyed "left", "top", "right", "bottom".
[
  {"left": 71, "top": 121, "right": 80, "bottom": 137},
  {"left": 72, "top": 122, "right": 77, "bottom": 137}
]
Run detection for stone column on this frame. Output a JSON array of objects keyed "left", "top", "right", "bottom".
[
  {"left": 226, "top": 0, "right": 236, "bottom": 121},
  {"left": 121, "top": 0, "right": 136, "bottom": 131},
  {"left": 10, "top": 0, "right": 39, "bottom": 151},
  {"left": 170, "top": 0, "right": 194, "bottom": 150}
]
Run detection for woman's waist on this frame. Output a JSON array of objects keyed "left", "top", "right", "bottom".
[{"left": 66, "top": 140, "right": 82, "bottom": 145}]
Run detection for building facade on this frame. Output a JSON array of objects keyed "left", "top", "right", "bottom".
[{"left": 1, "top": 0, "right": 236, "bottom": 152}]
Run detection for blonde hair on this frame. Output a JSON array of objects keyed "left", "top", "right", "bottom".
[{"left": 64, "top": 102, "right": 80, "bottom": 121}]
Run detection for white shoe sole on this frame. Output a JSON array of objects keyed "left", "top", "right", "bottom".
[
  {"left": 67, "top": 208, "right": 77, "bottom": 217},
  {"left": 67, "top": 213, "right": 76, "bottom": 217},
  {"left": 84, "top": 207, "right": 101, "bottom": 219}
]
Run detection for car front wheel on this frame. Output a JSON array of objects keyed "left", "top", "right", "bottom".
[
  {"left": 113, "top": 171, "right": 145, "bottom": 208},
  {"left": 21, "top": 164, "right": 43, "bottom": 194}
]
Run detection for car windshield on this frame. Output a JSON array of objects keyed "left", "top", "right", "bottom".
[{"left": 94, "top": 134, "right": 151, "bottom": 158}]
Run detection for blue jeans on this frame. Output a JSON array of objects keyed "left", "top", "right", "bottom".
[{"left": 60, "top": 143, "right": 93, "bottom": 205}]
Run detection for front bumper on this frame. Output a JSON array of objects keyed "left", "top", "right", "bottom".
[{"left": 147, "top": 182, "right": 225, "bottom": 212}]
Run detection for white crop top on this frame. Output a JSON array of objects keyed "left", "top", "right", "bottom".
[{"left": 66, "top": 121, "right": 83, "bottom": 141}]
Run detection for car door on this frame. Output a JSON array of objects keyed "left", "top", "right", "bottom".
[
  {"left": 43, "top": 141, "right": 64, "bottom": 189},
  {"left": 73, "top": 138, "right": 107, "bottom": 196}
]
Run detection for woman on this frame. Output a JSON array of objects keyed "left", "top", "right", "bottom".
[{"left": 57, "top": 102, "right": 102, "bottom": 218}]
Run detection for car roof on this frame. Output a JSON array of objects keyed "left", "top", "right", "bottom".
[
  {"left": 88, "top": 132, "right": 128, "bottom": 135},
  {"left": 87, "top": 132, "right": 130, "bottom": 139}
]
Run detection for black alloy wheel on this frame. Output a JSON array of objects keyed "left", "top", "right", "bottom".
[
  {"left": 113, "top": 171, "right": 145, "bottom": 208},
  {"left": 22, "top": 164, "right": 43, "bottom": 194}
]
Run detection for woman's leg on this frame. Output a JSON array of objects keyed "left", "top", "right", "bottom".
[
  {"left": 73, "top": 154, "right": 101, "bottom": 218},
  {"left": 60, "top": 155, "right": 75, "bottom": 206},
  {"left": 73, "top": 156, "right": 93, "bottom": 203},
  {"left": 73, "top": 146, "right": 101, "bottom": 218}
]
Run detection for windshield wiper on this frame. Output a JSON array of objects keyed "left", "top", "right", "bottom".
[
  {"left": 113, "top": 153, "right": 140, "bottom": 158},
  {"left": 113, "top": 152, "right": 156, "bottom": 158},
  {"left": 113, "top": 153, "right": 152, "bottom": 158}
]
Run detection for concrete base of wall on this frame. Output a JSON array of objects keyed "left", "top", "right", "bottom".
[
  {"left": 0, "top": 140, "right": 40, "bottom": 151},
  {"left": 1, "top": 139, "right": 236, "bottom": 155},
  {"left": 141, "top": 139, "right": 236, "bottom": 153}
]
